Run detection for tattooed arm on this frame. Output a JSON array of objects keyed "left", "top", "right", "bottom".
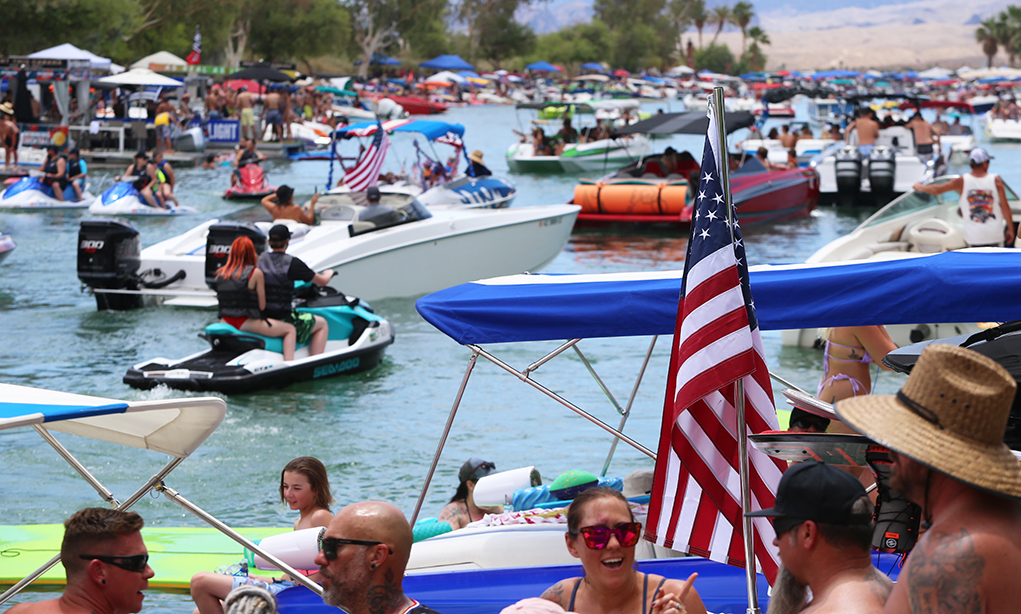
[
  {"left": 904, "top": 529, "right": 985, "bottom": 614},
  {"left": 437, "top": 501, "right": 469, "bottom": 530},
  {"left": 540, "top": 579, "right": 574, "bottom": 608}
]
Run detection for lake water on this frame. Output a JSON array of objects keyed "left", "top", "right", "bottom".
[{"left": 1, "top": 100, "right": 1014, "bottom": 611}]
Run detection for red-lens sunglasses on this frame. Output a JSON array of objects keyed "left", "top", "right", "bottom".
[{"left": 573, "top": 522, "right": 642, "bottom": 549}]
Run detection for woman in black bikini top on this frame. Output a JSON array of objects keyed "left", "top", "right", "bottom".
[
  {"left": 540, "top": 487, "right": 707, "bottom": 614},
  {"left": 437, "top": 458, "right": 504, "bottom": 530}
]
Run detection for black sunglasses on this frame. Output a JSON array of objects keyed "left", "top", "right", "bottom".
[
  {"left": 79, "top": 553, "right": 149, "bottom": 572},
  {"left": 318, "top": 536, "right": 393, "bottom": 561}
]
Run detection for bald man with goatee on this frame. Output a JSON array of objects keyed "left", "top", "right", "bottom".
[{"left": 314, "top": 501, "right": 442, "bottom": 614}]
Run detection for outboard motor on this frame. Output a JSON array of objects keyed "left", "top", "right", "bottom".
[
  {"left": 77, "top": 218, "right": 142, "bottom": 311},
  {"left": 204, "top": 222, "right": 268, "bottom": 288},
  {"left": 834, "top": 145, "right": 862, "bottom": 203},
  {"left": 868, "top": 145, "right": 896, "bottom": 195}
]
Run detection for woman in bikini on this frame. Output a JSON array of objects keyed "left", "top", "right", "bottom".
[
  {"left": 817, "top": 325, "right": 898, "bottom": 405},
  {"left": 541, "top": 487, "right": 706, "bottom": 614},
  {"left": 190, "top": 457, "right": 334, "bottom": 614},
  {"left": 437, "top": 458, "right": 503, "bottom": 530},
  {"left": 214, "top": 236, "right": 297, "bottom": 360}
]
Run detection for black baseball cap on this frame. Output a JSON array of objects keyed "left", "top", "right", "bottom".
[
  {"left": 268, "top": 224, "right": 291, "bottom": 241},
  {"left": 366, "top": 186, "right": 381, "bottom": 202},
  {"left": 459, "top": 458, "right": 496, "bottom": 483},
  {"left": 746, "top": 461, "right": 870, "bottom": 535}
]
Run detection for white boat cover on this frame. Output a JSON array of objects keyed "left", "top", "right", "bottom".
[
  {"left": 0, "top": 384, "right": 225, "bottom": 457},
  {"left": 416, "top": 250, "right": 1021, "bottom": 345}
]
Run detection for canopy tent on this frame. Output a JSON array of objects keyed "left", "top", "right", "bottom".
[
  {"left": 416, "top": 251, "right": 1021, "bottom": 345},
  {"left": 667, "top": 65, "right": 695, "bottom": 75},
  {"left": 130, "top": 51, "right": 188, "bottom": 71},
  {"left": 354, "top": 53, "right": 402, "bottom": 66},
  {"left": 28, "top": 43, "right": 113, "bottom": 71},
  {"left": 918, "top": 67, "right": 954, "bottom": 80},
  {"left": 813, "top": 69, "right": 861, "bottom": 80},
  {"left": 525, "top": 61, "right": 561, "bottom": 72},
  {"left": 426, "top": 71, "right": 466, "bottom": 84},
  {"left": 420, "top": 55, "right": 474, "bottom": 71},
  {"left": 96, "top": 68, "right": 183, "bottom": 87},
  {"left": 613, "top": 110, "right": 755, "bottom": 136},
  {"left": 334, "top": 118, "right": 465, "bottom": 142},
  {"left": 581, "top": 62, "right": 607, "bottom": 72}
]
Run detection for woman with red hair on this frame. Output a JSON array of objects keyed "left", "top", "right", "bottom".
[{"left": 215, "top": 236, "right": 297, "bottom": 360}]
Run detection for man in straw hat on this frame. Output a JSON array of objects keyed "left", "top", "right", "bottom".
[
  {"left": 745, "top": 462, "right": 891, "bottom": 614},
  {"left": 0, "top": 101, "right": 20, "bottom": 171},
  {"left": 836, "top": 344, "right": 1021, "bottom": 614},
  {"left": 466, "top": 149, "right": 491, "bottom": 177}
]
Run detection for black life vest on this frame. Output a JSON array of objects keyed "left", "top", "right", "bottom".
[
  {"left": 216, "top": 265, "right": 261, "bottom": 320},
  {"left": 257, "top": 251, "right": 294, "bottom": 317},
  {"left": 66, "top": 159, "right": 83, "bottom": 179},
  {"left": 43, "top": 155, "right": 62, "bottom": 175}
]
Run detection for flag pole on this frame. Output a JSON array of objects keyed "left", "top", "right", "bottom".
[{"left": 711, "top": 86, "right": 760, "bottom": 614}]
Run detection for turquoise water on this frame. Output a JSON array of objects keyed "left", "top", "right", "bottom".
[{"left": 1, "top": 101, "right": 1014, "bottom": 611}]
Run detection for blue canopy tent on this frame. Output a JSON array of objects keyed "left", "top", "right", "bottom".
[
  {"left": 354, "top": 53, "right": 402, "bottom": 66},
  {"left": 416, "top": 251, "right": 1021, "bottom": 344},
  {"left": 420, "top": 55, "right": 475, "bottom": 71},
  {"left": 525, "top": 61, "right": 561, "bottom": 72},
  {"left": 580, "top": 62, "right": 606, "bottom": 72},
  {"left": 812, "top": 70, "right": 861, "bottom": 80}
]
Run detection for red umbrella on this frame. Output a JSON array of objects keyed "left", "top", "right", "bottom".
[
  {"left": 613, "top": 69, "right": 630, "bottom": 77},
  {"left": 224, "top": 79, "right": 266, "bottom": 94},
  {"left": 775, "top": 70, "right": 791, "bottom": 76}
]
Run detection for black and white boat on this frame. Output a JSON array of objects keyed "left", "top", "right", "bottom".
[{"left": 123, "top": 287, "right": 394, "bottom": 394}]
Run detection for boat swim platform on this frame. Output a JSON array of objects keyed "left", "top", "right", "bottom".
[
  {"left": 0, "top": 525, "right": 288, "bottom": 593},
  {"left": 80, "top": 150, "right": 201, "bottom": 169}
]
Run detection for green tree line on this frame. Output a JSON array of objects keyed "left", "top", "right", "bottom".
[{"left": 0, "top": 0, "right": 768, "bottom": 76}]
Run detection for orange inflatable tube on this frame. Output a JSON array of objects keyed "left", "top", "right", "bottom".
[{"left": 574, "top": 179, "right": 689, "bottom": 215}]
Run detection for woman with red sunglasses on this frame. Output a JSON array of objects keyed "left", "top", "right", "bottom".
[{"left": 540, "top": 487, "right": 707, "bottom": 614}]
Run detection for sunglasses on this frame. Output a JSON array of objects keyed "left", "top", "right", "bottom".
[
  {"left": 318, "top": 536, "right": 393, "bottom": 561},
  {"left": 572, "top": 522, "right": 642, "bottom": 549},
  {"left": 79, "top": 554, "right": 149, "bottom": 572},
  {"left": 771, "top": 518, "right": 805, "bottom": 536}
]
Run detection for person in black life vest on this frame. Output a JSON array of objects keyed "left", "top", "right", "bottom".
[
  {"left": 65, "top": 148, "right": 88, "bottom": 202},
  {"left": 257, "top": 224, "right": 334, "bottom": 356},
  {"left": 41, "top": 145, "right": 67, "bottom": 202},
  {"left": 215, "top": 236, "right": 297, "bottom": 360}
]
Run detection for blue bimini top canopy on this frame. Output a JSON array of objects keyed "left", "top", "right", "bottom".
[
  {"left": 416, "top": 250, "right": 1021, "bottom": 345},
  {"left": 334, "top": 119, "right": 465, "bottom": 143}
]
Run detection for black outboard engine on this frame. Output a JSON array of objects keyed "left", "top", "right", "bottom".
[
  {"left": 77, "top": 218, "right": 142, "bottom": 311},
  {"left": 868, "top": 145, "right": 896, "bottom": 195},
  {"left": 834, "top": 145, "right": 862, "bottom": 203},
  {"left": 204, "top": 222, "right": 268, "bottom": 289}
]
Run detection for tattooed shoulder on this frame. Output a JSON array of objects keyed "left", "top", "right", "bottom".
[
  {"left": 541, "top": 579, "right": 571, "bottom": 606},
  {"left": 906, "top": 529, "right": 985, "bottom": 614},
  {"left": 865, "top": 566, "right": 893, "bottom": 602}
]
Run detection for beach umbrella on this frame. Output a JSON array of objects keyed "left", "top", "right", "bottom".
[
  {"left": 613, "top": 69, "right": 630, "bottom": 77},
  {"left": 228, "top": 63, "right": 293, "bottom": 82},
  {"left": 614, "top": 110, "right": 755, "bottom": 136},
  {"left": 420, "top": 55, "right": 474, "bottom": 71},
  {"left": 525, "top": 61, "right": 560, "bottom": 72},
  {"left": 581, "top": 62, "right": 606, "bottom": 72},
  {"left": 224, "top": 79, "right": 266, "bottom": 93},
  {"left": 97, "top": 67, "right": 183, "bottom": 87}
]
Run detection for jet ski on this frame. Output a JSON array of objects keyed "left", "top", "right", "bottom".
[
  {"left": 123, "top": 286, "right": 394, "bottom": 394},
  {"left": 89, "top": 181, "right": 198, "bottom": 216},
  {"left": 883, "top": 320, "right": 1021, "bottom": 449},
  {"left": 0, "top": 176, "right": 94, "bottom": 210},
  {"left": 223, "top": 163, "right": 276, "bottom": 201},
  {"left": 0, "top": 232, "right": 15, "bottom": 264}
]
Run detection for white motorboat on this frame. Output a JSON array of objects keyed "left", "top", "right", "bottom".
[
  {"left": 88, "top": 181, "right": 198, "bottom": 216},
  {"left": 806, "top": 98, "right": 852, "bottom": 127},
  {"left": 781, "top": 174, "right": 1021, "bottom": 346},
  {"left": 332, "top": 119, "right": 517, "bottom": 209},
  {"left": 76, "top": 192, "right": 579, "bottom": 309},
  {"left": 984, "top": 111, "right": 1021, "bottom": 141}
]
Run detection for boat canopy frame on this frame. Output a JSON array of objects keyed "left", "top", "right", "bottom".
[{"left": 0, "top": 384, "right": 325, "bottom": 603}]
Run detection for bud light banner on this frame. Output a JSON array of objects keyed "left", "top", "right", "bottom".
[{"left": 206, "top": 120, "right": 239, "bottom": 143}]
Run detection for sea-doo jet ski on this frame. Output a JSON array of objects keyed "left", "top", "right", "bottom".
[
  {"left": 89, "top": 181, "right": 198, "bottom": 216},
  {"left": 0, "top": 176, "right": 94, "bottom": 210},
  {"left": 123, "top": 285, "right": 394, "bottom": 393},
  {"left": 223, "top": 163, "right": 276, "bottom": 200}
]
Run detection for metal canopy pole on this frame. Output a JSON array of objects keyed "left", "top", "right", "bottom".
[
  {"left": 470, "top": 344, "right": 656, "bottom": 459},
  {"left": 33, "top": 425, "right": 120, "bottom": 506},
  {"left": 600, "top": 335, "right": 658, "bottom": 476},
  {"left": 0, "top": 457, "right": 185, "bottom": 605},
  {"left": 572, "top": 345, "right": 625, "bottom": 415},
  {"left": 713, "top": 85, "right": 760, "bottom": 614},
  {"left": 156, "top": 484, "right": 322, "bottom": 595},
  {"left": 410, "top": 350, "right": 480, "bottom": 526}
]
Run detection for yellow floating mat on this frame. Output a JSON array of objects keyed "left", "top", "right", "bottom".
[
  {"left": 0, "top": 524, "right": 288, "bottom": 593},
  {"left": 574, "top": 179, "right": 689, "bottom": 215}
]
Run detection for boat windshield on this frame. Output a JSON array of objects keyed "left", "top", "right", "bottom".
[
  {"left": 317, "top": 193, "right": 432, "bottom": 225},
  {"left": 862, "top": 176, "right": 1020, "bottom": 228}
]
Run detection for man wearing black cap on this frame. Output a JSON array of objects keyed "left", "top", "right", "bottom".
[
  {"left": 747, "top": 462, "right": 891, "bottom": 614},
  {"left": 261, "top": 185, "right": 317, "bottom": 225},
  {"left": 437, "top": 458, "right": 501, "bottom": 530},
  {"left": 257, "top": 224, "right": 335, "bottom": 357},
  {"left": 359, "top": 186, "right": 400, "bottom": 227}
]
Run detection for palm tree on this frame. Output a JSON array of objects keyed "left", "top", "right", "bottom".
[
  {"left": 731, "top": 1, "right": 754, "bottom": 53},
  {"left": 708, "top": 4, "right": 731, "bottom": 46},
  {"left": 692, "top": 0, "right": 707, "bottom": 48},
  {"left": 976, "top": 17, "right": 1000, "bottom": 68},
  {"left": 748, "top": 25, "right": 770, "bottom": 47},
  {"left": 995, "top": 11, "right": 1017, "bottom": 67}
]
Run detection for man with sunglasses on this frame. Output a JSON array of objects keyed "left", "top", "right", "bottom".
[
  {"left": 313, "top": 501, "right": 441, "bottom": 614},
  {"left": 746, "top": 462, "right": 890, "bottom": 614},
  {"left": 9, "top": 508, "right": 154, "bottom": 614}
]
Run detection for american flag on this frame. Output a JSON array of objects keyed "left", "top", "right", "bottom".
[
  {"left": 645, "top": 97, "right": 785, "bottom": 585},
  {"left": 344, "top": 121, "right": 390, "bottom": 191},
  {"left": 186, "top": 26, "right": 201, "bottom": 65}
]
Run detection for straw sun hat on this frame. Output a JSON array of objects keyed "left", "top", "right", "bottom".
[
  {"left": 468, "top": 149, "right": 485, "bottom": 164},
  {"left": 836, "top": 344, "right": 1021, "bottom": 499}
]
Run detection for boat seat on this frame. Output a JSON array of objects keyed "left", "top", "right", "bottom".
[
  {"left": 204, "top": 322, "right": 309, "bottom": 354},
  {"left": 844, "top": 241, "right": 909, "bottom": 260},
  {"left": 203, "top": 305, "right": 374, "bottom": 354},
  {"left": 907, "top": 218, "right": 966, "bottom": 253}
]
